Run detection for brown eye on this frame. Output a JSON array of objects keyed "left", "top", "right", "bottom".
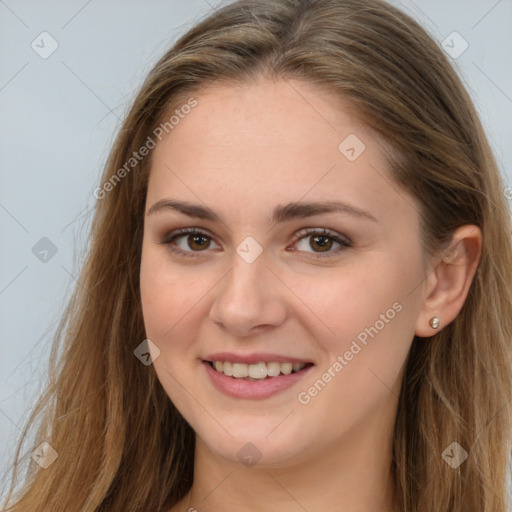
[
  {"left": 309, "top": 234, "right": 334, "bottom": 252},
  {"left": 186, "top": 233, "right": 210, "bottom": 251},
  {"left": 291, "top": 228, "right": 351, "bottom": 258},
  {"left": 160, "top": 228, "right": 220, "bottom": 257}
]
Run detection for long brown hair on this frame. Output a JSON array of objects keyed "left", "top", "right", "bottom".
[{"left": 3, "top": 0, "right": 511, "bottom": 510}]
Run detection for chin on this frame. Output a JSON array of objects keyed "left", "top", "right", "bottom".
[{"left": 193, "top": 414, "right": 317, "bottom": 469}]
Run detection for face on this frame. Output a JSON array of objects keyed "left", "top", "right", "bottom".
[{"left": 140, "top": 78, "right": 428, "bottom": 467}]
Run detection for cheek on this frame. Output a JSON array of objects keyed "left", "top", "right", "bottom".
[
  {"left": 140, "top": 245, "right": 196, "bottom": 342},
  {"left": 139, "top": 244, "right": 222, "bottom": 362},
  {"left": 294, "top": 254, "right": 419, "bottom": 409},
  {"left": 139, "top": 250, "right": 201, "bottom": 402},
  {"left": 286, "top": 253, "right": 410, "bottom": 348}
]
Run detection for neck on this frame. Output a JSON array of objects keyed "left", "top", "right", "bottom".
[{"left": 181, "top": 411, "right": 400, "bottom": 512}]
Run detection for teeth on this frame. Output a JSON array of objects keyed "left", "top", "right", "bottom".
[
  {"left": 267, "top": 361, "right": 281, "bottom": 377},
  {"left": 211, "top": 361, "right": 307, "bottom": 380},
  {"left": 223, "top": 361, "right": 233, "bottom": 377},
  {"left": 248, "top": 362, "right": 267, "bottom": 379},
  {"left": 280, "top": 362, "right": 292, "bottom": 375},
  {"left": 232, "top": 363, "right": 248, "bottom": 378}
]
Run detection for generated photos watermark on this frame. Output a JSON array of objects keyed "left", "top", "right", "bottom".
[
  {"left": 297, "top": 301, "right": 403, "bottom": 405},
  {"left": 94, "top": 97, "right": 198, "bottom": 200}
]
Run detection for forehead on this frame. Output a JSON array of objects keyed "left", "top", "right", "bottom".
[
  {"left": 147, "top": 79, "right": 417, "bottom": 230},
  {"left": 154, "top": 79, "right": 371, "bottom": 165}
]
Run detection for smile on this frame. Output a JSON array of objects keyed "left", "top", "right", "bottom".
[
  {"left": 202, "top": 358, "right": 315, "bottom": 400},
  {"left": 208, "top": 360, "right": 312, "bottom": 380}
]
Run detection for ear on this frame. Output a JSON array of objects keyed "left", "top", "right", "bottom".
[{"left": 414, "top": 225, "right": 482, "bottom": 337}]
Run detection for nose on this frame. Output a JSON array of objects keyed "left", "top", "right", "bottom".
[{"left": 208, "top": 251, "right": 287, "bottom": 337}]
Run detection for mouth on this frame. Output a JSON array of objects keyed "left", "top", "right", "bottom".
[
  {"left": 201, "top": 352, "right": 315, "bottom": 399},
  {"left": 206, "top": 360, "right": 314, "bottom": 381}
]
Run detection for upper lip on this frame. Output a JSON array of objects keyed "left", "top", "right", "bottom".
[{"left": 203, "top": 352, "right": 314, "bottom": 365}]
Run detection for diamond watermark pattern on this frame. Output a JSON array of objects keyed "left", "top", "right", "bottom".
[
  {"left": 236, "top": 236, "right": 263, "bottom": 263},
  {"left": 32, "top": 237, "right": 58, "bottom": 263},
  {"left": 338, "top": 134, "right": 366, "bottom": 161},
  {"left": 237, "top": 442, "right": 262, "bottom": 468},
  {"left": 134, "top": 339, "right": 161, "bottom": 365},
  {"left": 442, "top": 441, "right": 468, "bottom": 468},
  {"left": 31, "top": 31, "right": 59, "bottom": 59},
  {"left": 442, "top": 32, "right": 469, "bottom": 59},
  {"left": 31, "top": 441, "right": 58, "bottom": 468}
]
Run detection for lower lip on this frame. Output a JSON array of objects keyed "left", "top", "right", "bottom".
[{"left": 202, "top": 361, "right": 314, "bottom": 400}]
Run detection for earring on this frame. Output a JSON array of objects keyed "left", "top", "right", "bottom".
[{"left": 429, "top": 316, "right": 440, "bottom": 329}]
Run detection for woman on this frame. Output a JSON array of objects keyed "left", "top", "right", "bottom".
[{"left": 3, "top": 0, "right": 511, "bottom": 510}]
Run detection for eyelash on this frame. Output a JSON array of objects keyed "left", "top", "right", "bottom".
[{"left": 158, "top": 227, "right": 352, "bottom": 259}]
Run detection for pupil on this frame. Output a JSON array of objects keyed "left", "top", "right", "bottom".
[
  {"left": 190, "top": 234, "right": 208, "bottom": 250},
  {"left": 186, "top": 234, "right": 333, "bottom": 252},
  {"left": 312, "top": 235, "right": 332, "bottom": 252}
]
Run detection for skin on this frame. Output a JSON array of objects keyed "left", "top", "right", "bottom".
[{"left": 139, "top": 77, "right": 481, "bottom": 512}]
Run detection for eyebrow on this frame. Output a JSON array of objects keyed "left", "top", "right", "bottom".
[{"left": 147, "top": 198, "right": 378, "bottom": 224}]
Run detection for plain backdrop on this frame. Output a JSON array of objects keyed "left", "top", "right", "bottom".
[{"left": 1, "top": 0, "right": 511, "bottom": 491}]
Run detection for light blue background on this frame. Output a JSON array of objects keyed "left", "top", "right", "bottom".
[{"left": 1, "top": 0, "right": 511, "bottom": 493}]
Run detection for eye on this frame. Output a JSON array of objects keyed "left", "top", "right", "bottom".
[
  {"left": 159, "top": 227, "right": 220, "bottom": 257},
  {"left": 289, "top": 228, "right": 351, "bottom": 258},
  {"left": 159, "top": 227, "right": 351, "bottom": 259}
]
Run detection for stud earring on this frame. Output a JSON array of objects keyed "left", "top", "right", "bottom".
[{"left": 429, "top": 316, "right": 440, "bottom": 329}]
